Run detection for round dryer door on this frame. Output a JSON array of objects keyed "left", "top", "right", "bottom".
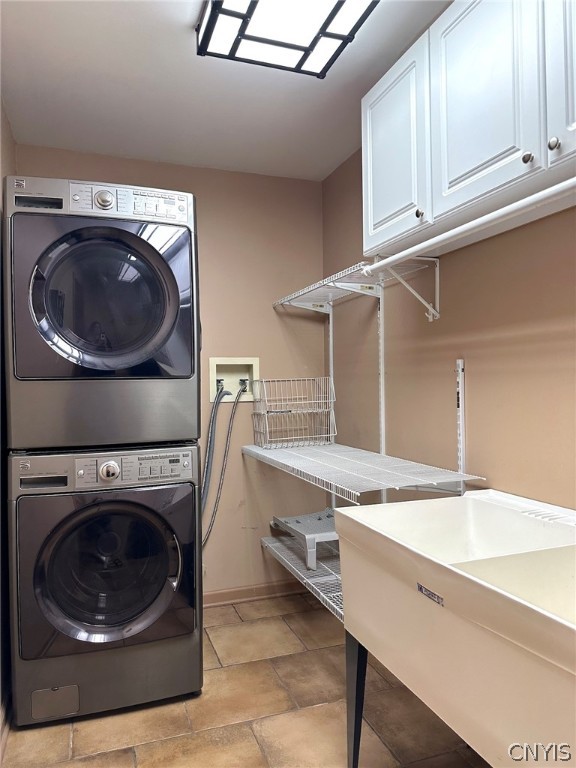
[
  {"left": 29, "top": 227, "right": 180, "bottom": 370},
  {"left": 34, "top": 501, "right": 181, "bottom": 642}
]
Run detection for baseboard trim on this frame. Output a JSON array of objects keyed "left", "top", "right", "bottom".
[{"left": 204, "top": 579, "right": 305, "bottom": 607}]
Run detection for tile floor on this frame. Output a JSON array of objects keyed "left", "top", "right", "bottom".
[{"left": 3, "top": 594, "right": 491, "bottom": 768}]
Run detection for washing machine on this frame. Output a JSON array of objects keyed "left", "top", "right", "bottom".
[
  {"left": 3, "top": 175, "right": 200, "bottom": 449},
  {"left": 7, "top": 444, "right": 202, "bottom": 726}
]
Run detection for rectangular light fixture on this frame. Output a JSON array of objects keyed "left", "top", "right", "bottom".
[{"left": 196, "top": 0, "right": 379, "bottom": 78}]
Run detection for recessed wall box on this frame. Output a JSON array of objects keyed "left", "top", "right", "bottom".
[{"left": 209, "top": 357, "right": 260, "bottom": 403}]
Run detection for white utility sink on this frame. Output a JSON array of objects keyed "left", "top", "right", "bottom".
[{"left": 335, "top": 490, "right": 576, "bottom": 767}]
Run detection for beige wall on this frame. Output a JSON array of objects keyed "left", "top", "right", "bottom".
[
  {"left": 322, "top": 150, "right": 576, "bottom": 509},
  {"left": 322, "top": 152, "right": 380, "bottom": 456},
  {"left": 1, "top": 103, "right": 16, "bottom": 180},
  {"left": 15, "top": 145, "right": 327, "bottom": 602}
]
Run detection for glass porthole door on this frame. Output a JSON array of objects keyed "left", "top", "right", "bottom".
[
  {"left": 34, "top": 502, "right": 181, "bottom": 643},
  {"left": 29, "top": 227, "right": 180, "bottom": 371}
]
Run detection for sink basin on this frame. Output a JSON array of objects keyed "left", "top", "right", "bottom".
[
  {"left": 454, "top": 544, "right": 576, "bottom": 625},
  {"left": 336, "top": 489, "right": 575, "bottom": 564},
  {"left": 335, "top": 489, "right": 576, "bottom": 766}
]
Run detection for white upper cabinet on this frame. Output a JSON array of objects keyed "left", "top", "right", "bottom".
[
  {"left": 360, "top": 0, "right": 575, "bottom": 258},
  {"left": 429, "top": 0, "right": 544, "bottom": 219},
  {"left": 544, "top": 0, "right": 576, "bottom": 167},
  {"left": 362, "top": 34, "right": 432, "bottom": 254}
]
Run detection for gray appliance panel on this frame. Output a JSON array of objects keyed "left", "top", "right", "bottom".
[
  {"left": 6, "top": 376, "right": 200, "bottom": 449},
  {"left": 11, "top": 634, "right": 202, "bottom": 726}
]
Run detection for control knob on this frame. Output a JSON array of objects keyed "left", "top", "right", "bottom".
[
  {"left": 99, "top": 461, "right": 121, "bottom": 481},
  {"left": 94, "top": 189, "right": 115, "bottom": 209}
]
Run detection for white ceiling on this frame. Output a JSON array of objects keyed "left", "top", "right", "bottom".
[{"left": 1, "top": 0, "right": 450, "bottom": 181}]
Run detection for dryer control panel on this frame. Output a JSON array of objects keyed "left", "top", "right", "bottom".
[
  {"left": 69, "top": 182, "right": 189, "bottom": 223},
  {"left": 9, "top": 445, "right": 198, "bottom": 497},
  {"left": 5, "top": 176, "right": 195, "bottom": 231}
]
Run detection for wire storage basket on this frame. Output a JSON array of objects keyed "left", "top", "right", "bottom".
[{"left": 252, "top": 377, "right": 337, "bottom": 449}]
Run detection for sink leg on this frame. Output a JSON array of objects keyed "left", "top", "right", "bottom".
[{"left": 346, "top": 631, "right": 367, "bottom": 768}]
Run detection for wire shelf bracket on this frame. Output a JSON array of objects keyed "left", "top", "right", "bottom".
[{"left": 273, "top": 258, "right": 438, "bottom": 319}]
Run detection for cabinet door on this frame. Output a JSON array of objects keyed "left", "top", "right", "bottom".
[
  {"left": 429, "top": 0, "right": 543, "bottom": 218},
  {"left": 545, "top": 0, "right": 576, "bottom": 167},
  {"left": 362, "top": 33, "right": 431, "bottom": 255}
]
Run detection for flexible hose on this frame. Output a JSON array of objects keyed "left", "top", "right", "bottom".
[
  {"left": 202, "top": 385, "right": 244, "bottom": 549},
  {"left": 202, "top": 386, "right": 230, "bottom": 509}
]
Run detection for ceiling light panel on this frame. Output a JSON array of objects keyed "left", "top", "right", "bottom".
[
  {"left": 247, "top": 0, "right": 336, "bottom": 47},
  {"left": 196, "top": 0, "right": 379, "bottom": 78}
]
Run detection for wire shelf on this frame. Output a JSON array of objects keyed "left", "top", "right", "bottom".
[
  {"left": 273, "top": 260, "right": 430, "bottom": 310},
  {"left": 261, "top": 535, "right": 343, "bottom": 622},
  {"left": 243, "top": 443, "right": 482, "bottom": 503}
]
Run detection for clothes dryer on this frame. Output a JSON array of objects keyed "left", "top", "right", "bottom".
[
  {"left": 8, "top": 444, "right": 202, "bottom": 725},
  {"left": 3, "top": 176, "right": 200, "bottom": 449}
]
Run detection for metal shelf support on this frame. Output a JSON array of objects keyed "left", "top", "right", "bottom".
[{"left": 385, "top": 257, "right": 440, "bottom": 321}]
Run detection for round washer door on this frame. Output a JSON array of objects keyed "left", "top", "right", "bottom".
[
  {"left": 34, "top": 501, "right": 181, "bottom": 643},
  {"left": 29, "top": 226, "right": 180, "bottom": 370}
]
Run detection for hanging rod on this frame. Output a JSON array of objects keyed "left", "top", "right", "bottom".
[{"left": 363, "top": 177, "right": 576, "bottom": 277}]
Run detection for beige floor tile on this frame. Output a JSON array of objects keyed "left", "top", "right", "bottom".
[
  {"left": 301, "top": 593, "right": 322, "bottom": 610},
  {"left": 252, "top": 699, "right": 398, "bottom": 768},
  {"left": 3, "top": 722, "right": 71, "bottom": 768},
  {"left": 233, "top": 594, "right": 311, "bottom": 620},
  {"left": 404, "top": 752, "right": 473, "bottom": 768},
  {"left": 282, "top": 607, "right": 345, "bottom": 650},
  {"left": 135, "top": 723, "right": 267, "bottom": 768},
  {"left": 207, "top": 617, "right": 304, "bottom": 665},
  {"left": 185, "top": 660, "right": 294, "bottom": 731},
  {"left": 203, "top": 630, "right": 221, "bottom": 670},
  {"left": 457, "top": 745, "right": 492, "bottom": 767},
  {"left": 203, "top": 604, "right": 242, "bottom": 628},
  {"left": 72, "top": 700, "right": 190, "bottom": 758},
  {"left": 368, "top": 653, "right": 404, "bottom": 687},
  {"left": 38, "top": 748, "right": 135, "bottom": 768},
  {"left": 363, "top": 687, "right": 464, "bottom": 764},
  {"left": 272, "top": 646, "right": 390, "bottom": 707}
]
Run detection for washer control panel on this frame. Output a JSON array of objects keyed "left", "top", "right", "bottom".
[
  {"left": 69, "top": 181, "right": 190, "bottom": 223},
  {"left": 10, "top": 446, "right": 196, "bottom": 497},
  {"left": 75, "top": 450, "right": 194, "bottom": 489}
]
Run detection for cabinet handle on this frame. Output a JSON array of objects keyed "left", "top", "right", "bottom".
[
  {"left": 415, "top": 209, "right": 424, "bottom": 219},
  {"left": 521, "top": 152, "right": 534, "bottom": 164},
  {"left": 547, "top": 136, "right": 561, "bottom": 151}
]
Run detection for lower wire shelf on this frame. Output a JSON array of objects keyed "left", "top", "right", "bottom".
[{"left": 261, "top": 534, "right": 343, "bottom": 622}]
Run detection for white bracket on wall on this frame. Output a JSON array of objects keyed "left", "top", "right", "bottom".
[{"left": 384, "top": 257, "right": 440, "bottom": 322}]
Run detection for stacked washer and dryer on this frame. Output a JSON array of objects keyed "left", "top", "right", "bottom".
[{"left": 2, "top": 176, "right": 202, "bottom": 725}]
